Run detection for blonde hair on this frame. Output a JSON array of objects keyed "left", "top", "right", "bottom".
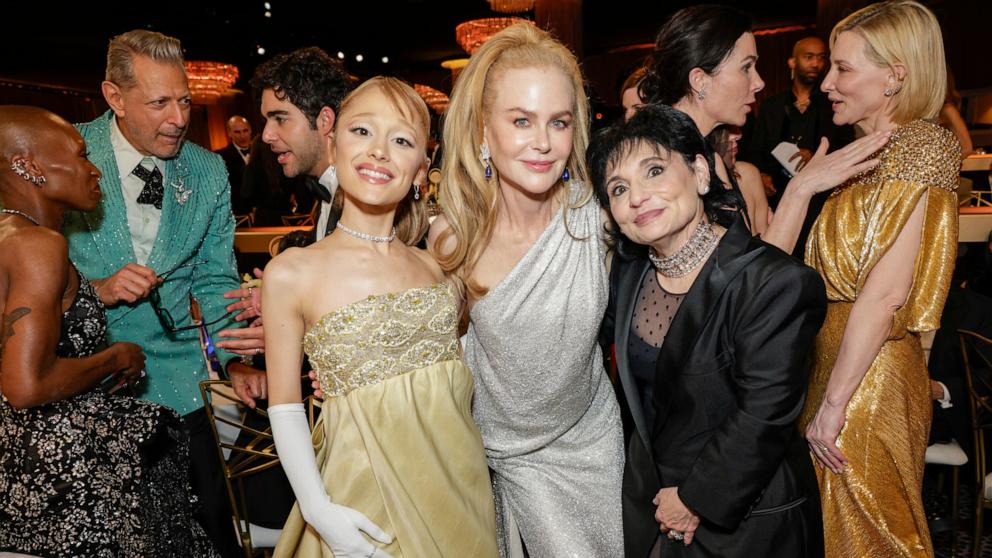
[
  {"left": 336, "top": 76, "right": 431, "bottom": 246},
  {"left": 436, "top": 23, "right": 592, "bottom": 299},
  {"left": 831, "top": 0, "right": 946, "bottom": 123},
  {"left": 106, "top": 29, "right": 185, "bottom": 90}
]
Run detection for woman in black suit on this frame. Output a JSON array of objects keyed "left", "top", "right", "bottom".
[{"left": 592, "top": 103, "right": 827, "bottom": 557}]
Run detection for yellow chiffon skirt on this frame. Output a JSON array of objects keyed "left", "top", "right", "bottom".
[
  {"left": 800, "top": 302, "right": 933, "bottom": 558},
  {"left": 273, "top": 360, "right": 498, "bottom": 558}
]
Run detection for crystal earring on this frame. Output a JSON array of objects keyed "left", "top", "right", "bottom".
[
  {"left": 562, "top": 168, "right": 570, "bottom": 182},
  {"left": 412, "top": 183, "right": 421, "bottom": 200},
  {"left": 883, "top": 88, "right": 894, "bottom": 97},
  {"left": 10, "top": 160, "right": 45, "bottom": 186},
  {"left": 697, "top": 89, "right": 707, "bottom": 101},
  {"left": 701, "top": 184, "right": 711, "bottom": 195},
  {"left": 480, "top": 143, "right": 492, "bottom": 179}
]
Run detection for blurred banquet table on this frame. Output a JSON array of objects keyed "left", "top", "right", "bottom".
[
  {"left": 235, "top": 226, "right": 311, "bottom": 254},
  {"left": 960, "top": 206, "right": 992, "bottom": 242},
  {"left": 962, "top": 154, "right": 992, "bottom": 172}
]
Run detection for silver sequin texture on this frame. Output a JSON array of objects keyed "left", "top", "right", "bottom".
[{"left": 464, "top": 185, "right": 624, "bottom": 557}]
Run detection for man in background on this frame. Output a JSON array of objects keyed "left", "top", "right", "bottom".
[
  {"left": 740, "top": 36, "right": 853, "bottom": 257},
  {"left": 214, "top": 115, "right": 253, "bottom": 215}
]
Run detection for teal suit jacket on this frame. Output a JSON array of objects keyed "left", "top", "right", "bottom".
[{"left": 65, "top": 111, "right": 241, "bottom": 415}]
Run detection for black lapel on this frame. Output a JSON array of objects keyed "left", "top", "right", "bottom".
[
  {"left": 650, "top": 218, "right": 764, "bottom": 435},
  {"left": 614, "top": 258, "right": 654, "bottom": 451}
]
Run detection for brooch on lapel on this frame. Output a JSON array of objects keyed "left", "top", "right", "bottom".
[{"left": 170, "top": 159, "right": 192, "bottom": 206}]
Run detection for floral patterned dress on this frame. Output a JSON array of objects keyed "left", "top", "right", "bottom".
[{"left": 0, "top": 268, "right": 218, "bottom": 558}]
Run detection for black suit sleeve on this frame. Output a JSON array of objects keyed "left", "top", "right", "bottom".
[{"left": 677, "top": 264, "right": 826, "bottom": 529}]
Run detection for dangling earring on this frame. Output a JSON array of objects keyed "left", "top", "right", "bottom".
[
  {"left": 10, "top": 160, "right": 46, "bottom": 186},
  {"left": 697, "top": 89, "right": 707, "bottom": 101},
  {"left": 790, "top": 68, "right": 795, "bottom": 81},
  {"left": 412, "top": 183, "right": 421, "bottom": 200},
  {"left": 479, "top": 143, "right": 492, "bottom": 179},
  {"left": 562, "top": 168, "right": 570, "bottom": 182},
  {"left": 701, "top": 184, "right": 711, "bottom": 195}
]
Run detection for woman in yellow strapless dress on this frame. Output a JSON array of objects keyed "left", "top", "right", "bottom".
[
  {"left": 799, "top": 3, "right": 961, "bottom": 556},
  {"left": 262, "top": 77, "right": 497, "bottom": 558}
]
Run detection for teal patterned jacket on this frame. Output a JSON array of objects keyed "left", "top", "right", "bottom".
[{"left": 65, "top": 111, "right": 241, "bottom": 415}]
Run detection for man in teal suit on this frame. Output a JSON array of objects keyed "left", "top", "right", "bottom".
[{"left": 63, "top": 29, "right": 258, "bottom": 557}]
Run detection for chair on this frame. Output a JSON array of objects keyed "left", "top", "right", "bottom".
[
  {"left": 235, "top": 214, "right": 254, "bottom": 228},
  {"left": 268, "top": 235, "right": 285, "bottom": 258},
  {"left": 281, "top": 201, "right": 318, "bottom": 227},
  {"left": 200, "top": 380, "right": 322, "bottom": 557},
  {"left": 958, "top": 329, "right": 992, "bottom": 558}
]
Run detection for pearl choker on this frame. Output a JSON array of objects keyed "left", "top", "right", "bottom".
[
  {"left": 648, "top": 220, "right": 719, "bottom": 278},
  {"left": 334, "top": 221, "right": 396, "bottom": 243}
]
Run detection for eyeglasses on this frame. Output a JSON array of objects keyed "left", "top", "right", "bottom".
[{"left": 150, "top": 260, "right": 231, "bottom": 334}]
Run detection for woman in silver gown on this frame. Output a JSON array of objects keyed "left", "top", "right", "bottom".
[{"left": 430, "top": 24, "right": 624, "bottom": 557}]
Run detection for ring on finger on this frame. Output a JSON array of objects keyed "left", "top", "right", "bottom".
[
  {"left": 671, "top": 531, "right": 685, "bottom": 541},
  {"left": 255, "top": 347, "right": 262, "bottom": 355}
]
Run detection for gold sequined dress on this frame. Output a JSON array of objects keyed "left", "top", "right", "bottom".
[
  {"left": 800, "top": 120, "right": 960, "bottom": 557},
  {"left": 273, "top": 283, "right": 498, "bottom": 557}
]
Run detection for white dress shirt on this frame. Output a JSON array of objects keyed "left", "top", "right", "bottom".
[
  {"left": 315, "top": 164, "right": 339, "bottom": 241},
  {"left": 110, "top": 117, "right": 163, "bottom": 265}
]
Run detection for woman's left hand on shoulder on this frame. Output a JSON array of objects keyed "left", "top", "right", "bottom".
[{"left": 806, "top": 399, "right": 849, "bottom": 474}]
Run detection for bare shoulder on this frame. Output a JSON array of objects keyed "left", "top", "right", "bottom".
[
  {"left": 409, "top": 245, "right": 446, "bottom": 282},
  {"left": 262, "top": 245, "right": 313, "bottom": 290},
  {"left": 427, "top": 214, "right": 455, "bottom": 255},
  {"left": 735, "top": 161, "right": 761, "bottom": 182}
]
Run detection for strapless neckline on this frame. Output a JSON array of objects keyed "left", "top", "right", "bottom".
[{"left": 305, "top": 282, "right": 449, "bottom": 337}]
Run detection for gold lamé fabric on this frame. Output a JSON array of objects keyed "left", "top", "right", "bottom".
[
  {"left": 801, "top": 120, "right": 961, "bottom": 558},
  {"left": 275, "top": 283, "right": 498, "bottom": 557}
]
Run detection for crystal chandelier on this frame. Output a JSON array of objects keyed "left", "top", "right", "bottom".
[
  {"left": 487, "top": 0, "right": 535, "bottom": 13},
  {"left": 414, "top": 84, "right": 450, "bottom": 114},
  {"left": 455, "top": 17, "right": 529, "bottom": 54},
  {"left": 184, "top": 61, "right": 239, "bottom": 104}
]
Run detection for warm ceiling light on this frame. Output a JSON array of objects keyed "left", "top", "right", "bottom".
[
  {"left": 441, "top": 58, "right": 470, "bottom": 83},
  {"left": 337, "top": 51, "right": 345, "bottom": 59},
  {"left": 184, "top": 61, "right": 239, "bottom": 104},
  {"left": 356, "top": 54, "right": 364, "bottom": 62},
  {"left": 455, "top": 17, "right": 529, "bottom": 54},
  {"left": 487, "top": 0, "right": 534, "bottom": 13},
  {"left": 381, "top": 56, "right": 389, "bottom": 64},
  {"left": 414, "top": 84, "right": 450, "bottom": 114}
]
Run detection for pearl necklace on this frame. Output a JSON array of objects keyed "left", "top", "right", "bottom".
[
  {"left": 648, "top": 220, "right": 719, "bottom": 278},
  {"left": 334, "top": 221, "right": 396, "bottom": 243},
  {"left": 1, "top": 208, "right": 41, "bottom": 226}
]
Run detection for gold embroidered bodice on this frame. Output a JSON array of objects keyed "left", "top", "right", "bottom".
[{"left": 303, "top": 283, "right": 461, "bottom": 398}]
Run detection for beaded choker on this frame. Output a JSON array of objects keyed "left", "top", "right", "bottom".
[
  {"left": 648, "top": 220, "right": 719, "bottom": 278},
  {"left": 1, "top": 208, "right": 41, "bottom": 226},
  {"left": 335, "top": 221, "right": 396, "bottom": 243}
]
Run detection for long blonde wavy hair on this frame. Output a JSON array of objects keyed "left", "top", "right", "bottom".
[{"left": 434, "top": 23, "right": 593, "bottom": 299}]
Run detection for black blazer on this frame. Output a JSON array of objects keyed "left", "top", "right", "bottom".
[
  {"left": 604, "top": 217, "right": 827, "bottom": 558},
  {"left": 214, "top": 142, "right": 250, "bottom": 214}
]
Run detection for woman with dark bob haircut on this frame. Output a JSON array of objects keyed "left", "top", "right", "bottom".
[
  {"left": 639, "top": 4, "right": 889, "bottom": 253},
  {"left": 594, "top": 103, "right": 827, "bottom": 558}
]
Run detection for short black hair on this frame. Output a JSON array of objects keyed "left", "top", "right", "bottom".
[
  {"left": 250, "top": 46, "right": 356, "bottom": 129},
  {"left": 587, "top": 103, "right": 743, "bottom": 258},
  {"left": 639, "top": 5, "right": 752, "bottom": 106}
]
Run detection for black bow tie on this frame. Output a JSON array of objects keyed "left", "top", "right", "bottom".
[
  {"left": 132, "top": 162, "right": 164, "bottom": 210},
  {"left": 238, "top": 147, "right": 250, "bottom": 156}
]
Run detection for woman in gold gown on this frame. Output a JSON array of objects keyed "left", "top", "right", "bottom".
[
  {"left": 799, "top": 2, "right": 961, "bottom": 556},
  {"left": 262, "top": 77, "right": 498, "bottom": 558}
]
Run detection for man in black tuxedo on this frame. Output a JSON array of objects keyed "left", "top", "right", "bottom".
[
  {"left": 250, "top": 47, "right": 354, "bottom": 242},
  {"left": 214, "top": 115, "right": 253, "bottom": 215}
]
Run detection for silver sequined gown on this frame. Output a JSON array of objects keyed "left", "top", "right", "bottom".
[{"left": 464, "top": 187, "right": 624, "bottom": 557}]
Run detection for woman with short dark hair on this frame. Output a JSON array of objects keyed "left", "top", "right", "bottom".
[{"left": 594, "top": 103, "right": 827, "bottom": 557}]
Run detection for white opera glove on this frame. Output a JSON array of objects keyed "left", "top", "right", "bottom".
[{"left": 268, "top": 403, "right": 394, "bottom": 558}]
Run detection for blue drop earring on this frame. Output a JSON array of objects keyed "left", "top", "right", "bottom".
[
  {"left": 562, "top": 167, "right": 570, "bottom": 182},
  {"left": 480, "top": 143, "right": 493, "bottom": 179}
]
